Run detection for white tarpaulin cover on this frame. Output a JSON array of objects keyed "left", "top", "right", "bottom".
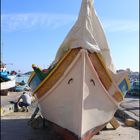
[{"left": 54, "top": 0, "right": 116, "bottom": 73}]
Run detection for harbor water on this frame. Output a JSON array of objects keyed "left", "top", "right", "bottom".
[{"left": 16, "top": 75, "right": 30, "bottom": 84}]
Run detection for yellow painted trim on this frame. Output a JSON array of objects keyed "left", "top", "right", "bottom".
[
  {"left": 32, "top": 49, "right": 72, "bottom": 94},
  {"left": 113, "top": 91, "right": 123, "bottom": 102},
  {"left": 0, "top": 107, "right": 3, "bottom": 115},
  {"left": 28, "top": 71, "right": 35, "bottom": 84},
  {"left": 93, "top": 52, "right": 125, "bottom": 102},
  {"left": 96, "top": 52, "right": 130, "bottom": 92},
  {"left": 118, "top": 76, "right": 130, "bottom": 96},
  {"left": 96, "top": 53, "right": 112, "bottom": 82},
  {"left": 125, "top": 77, "right": 130, "bottom": 90}
]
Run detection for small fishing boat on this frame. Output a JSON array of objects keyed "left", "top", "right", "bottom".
[
  {"left": 0, "top": 62, "right": 16, "bottom": 95},
  {"left": 13, "top": 85, "right": 25, "bottom": 92},
  {"left": 28, "top": 0, "right": 130, "bottom": 139}
]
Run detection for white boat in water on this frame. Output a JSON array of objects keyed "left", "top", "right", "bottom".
[
  {"left": 28, "top": 0, "right": 130, "bottom": 139},
  {"left": 0, "top": 62, "right": 16, "bottom": 93},
  {"left": 1, "top": 78, "right": 16, "bottom": 91}
]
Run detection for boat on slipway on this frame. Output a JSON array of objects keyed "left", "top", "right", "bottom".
[{"left": 28, "top": 0, "right": 130, "bottom": 139}]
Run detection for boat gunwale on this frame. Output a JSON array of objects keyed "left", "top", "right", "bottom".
[
  {"left": 38, "top": 49, "right": 119, "bottom": 106},
  {"left": 88, "top": 52, "right": 124, "bottom": 102},
  {"left": 38, "top": 49, "right": 83, "bottom": 102},
  {"left": 29, "top": 48, "right": 128, "bottom": 103},
  {"left": 28, "top": 71, "right": 35, "bottom": 85},
  {"left": 32, "top": 48, "right": 81, "bottom": 96},
  {"left": 85, "top": 51, "right": 119, "bottom": 106}
]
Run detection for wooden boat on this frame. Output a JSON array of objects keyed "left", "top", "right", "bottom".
[
  {"left": 28, "top": 48, "right": 130, "bottom": 139},
  {"left": 28, "top": 0, "right": 130, "bottom": 139}
]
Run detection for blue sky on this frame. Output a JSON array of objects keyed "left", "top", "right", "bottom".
[{"left": 1, "top": 0, "right": 139, "bottom": 73}]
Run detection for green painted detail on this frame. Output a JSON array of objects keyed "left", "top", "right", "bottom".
[{"left": 32, "top": 64, "right": 54, "bottom": 81}]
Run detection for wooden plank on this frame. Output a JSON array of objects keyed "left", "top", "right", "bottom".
[
  {"left": 35, "top": 48, "right": 80, "bottom": 99},
  {"left": 109, "top": 117, "right": 120, "bottom": 129},
  {"left": 125, "top": 118, "right": 136, "bottom": 127},
  {"left": 89, "top": 52, "right": 123, "bottom": 102},
  {"left": 89, "top": 52, "right": 112, "bottom": 91}
]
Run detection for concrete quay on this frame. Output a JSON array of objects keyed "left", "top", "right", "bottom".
[
  {"left": 1, "top": 92, "right": 22, "bottom": 116},
  {"left": 1, "top": 92, "right": 139, "bottom": 140},
  {"left": 1, "top": 92, "right": 139, "bottom": 126},
  {"left": 1, "top": 91, "right": 34, "bottom": 116},
  {"left": 1, "top": 109, "right": 139, "bottom": 140}
]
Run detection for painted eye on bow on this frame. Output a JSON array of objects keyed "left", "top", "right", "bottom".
[
  {"left": 68, "top": 78, "right": 74, "bottom": 84},
  {"left": 90, "top": 79, "right": 95, "bottom": 86}
]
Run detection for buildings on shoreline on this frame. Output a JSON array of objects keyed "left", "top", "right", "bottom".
[{"left": 117, "top": 69, "right": 139, "bottom": 83}]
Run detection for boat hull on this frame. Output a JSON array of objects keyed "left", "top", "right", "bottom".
[
  {"left": 33, "top": 49, "right": 120, "bottom": 138},
  {"left": 42, "top": 118, "right": 107, "bottom": 140},
  {"left": 1, "top": 79, "right": 16, "bottom": 90}
]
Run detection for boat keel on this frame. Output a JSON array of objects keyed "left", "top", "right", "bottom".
[{"left": 44, "top": 119, "right": 108, "bottom": 140}]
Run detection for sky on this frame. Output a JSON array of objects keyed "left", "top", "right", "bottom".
[{"left": 1, "top": 0, "right": 139, "bottom": 73}]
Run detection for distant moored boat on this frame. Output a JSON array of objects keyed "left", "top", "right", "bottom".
[{"left": 0, "top": 61, "right": 16, "bottom": 95}]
